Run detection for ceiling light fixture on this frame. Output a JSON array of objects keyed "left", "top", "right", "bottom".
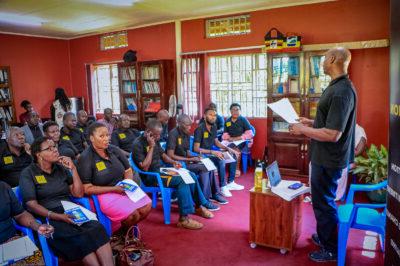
[
  {"left": 85, "top": 0, "right": 141, "bottom": 7},
  {"left": 0, "top": 12, "right": 47, "bottom": 27}
]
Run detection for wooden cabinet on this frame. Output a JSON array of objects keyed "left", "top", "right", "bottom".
[
  {"left": 267, "top": 51, "right": 330, "bottom": 181},
  {"left": 118, "top": 60, "right": 175, "bottom": 129},
  {"left": 249, "top": 188, "right": 303, "bottom": 253},
  {"left": 0, "top": 66, "right": 16, "bottom": 136}
]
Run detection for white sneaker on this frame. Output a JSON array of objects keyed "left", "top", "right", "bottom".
[
  {"left": 227, "top": 181, "right": 244, "bottom": 191},
  {"left": 220, "top": 186, "right": 232, "bottom": 197}
]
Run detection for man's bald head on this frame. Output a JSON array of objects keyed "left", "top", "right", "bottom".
[
  {"left": 77, "top": 110, "right": 88, "bottom": 124},
  {"left": 323, "top": 47, "right": 352, "bottom": 76},
  {"left": 156, "top": 109, "right": 170, "bottom": 125}
]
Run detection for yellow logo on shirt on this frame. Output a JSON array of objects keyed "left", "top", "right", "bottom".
[
  {"left": 96, "top": 161, "right": 107, "bottom": 171},
  {"left": 62, "top": 135, "right": 70, "bottom": 141},
  {"left": 178, "top": 137, "right": 182, "bottom": 145},
  {"left": 119, "top": 133, "right": 126, "bottom": 139},
  {"left": 3, "top": 156, "right": 13, "bottom": 165},
  {"left": 203, "top": 132, "right": 209, "bottom": 139},
  {"left": 226, "top": 121, "right": 231, "bottom": 127},
  {"left": 35, "top": 175, "right": 47, "bottom": 184},
  {"left": 79, "top": 128, "right": 84, "bottom": 132}
]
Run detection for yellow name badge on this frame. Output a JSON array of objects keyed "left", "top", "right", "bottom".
[
  {"left": 79, "top": 128, "right": 84, "bottom": 132},
  {"left": 119, "top": 133, "right": 126, "bottom": 139},
  {"left": 3, "top": 156, "right": 13, "bottom": 165},
  {"left": 62, "top": 135, "right": 70, "bottom": 141},
  {"left": 96, "top": 161, "right": 107, "bottom": 171},
  {"left": 226, "top": 121, "right": 231, "bottom": 127},
  {"left": 203, "top": 132, "right": 209, "bottom": 139},
  {"left": 178, "top": 137, "right": 182, "bottom": 145},
  {"left": 35, "top": 175, "right": 47, "bottom": 184}
]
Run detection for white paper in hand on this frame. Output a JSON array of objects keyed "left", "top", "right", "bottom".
[
  {"left": 61, "top": 201, "right": 98, "bottom": 223},
  {"left": 267, "top": 98, "right": 299, "bottom": 124},
  {"left": 160, "top": 167, "right": 195, "bottom": 184},
  {"left": 119, "top": 179, "right": 147, "bottom": 202},
  {"left": 222, "top": 151, "right": 236, "bottom": 163},
  {"left": 201, "top": 158, "right": 217, "bottom": 171}
]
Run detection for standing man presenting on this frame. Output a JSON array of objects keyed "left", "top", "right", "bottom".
[{"left": 289, "top": 47, "right": 356, "bottom": 262}]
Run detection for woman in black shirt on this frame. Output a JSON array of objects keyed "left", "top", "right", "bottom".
[
  {"left": 0, "top": 181, "right": 53, "bottom": 265},
  {"left": 78, "top": 122, "right": 151, "bottom": 234},
  {"left": 19, "top": 137, "right": 113, "bottom": 265}
]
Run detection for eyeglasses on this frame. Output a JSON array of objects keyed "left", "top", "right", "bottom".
[{"left": 40, "top": 145, "right": 57, "bottom": 152}]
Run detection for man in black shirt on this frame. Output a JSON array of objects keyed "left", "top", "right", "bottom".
[
  {"left": 193, "top": 108, "right": 241, "bottom": 198},
  {"left": 156, "top": 109, "right": 170, "bottom": 143},
  {"left": 0, "top": 127, "right": 32, "bottom": 187},
  {"left": 290, "top": 47, "right": 356, "bottom": 262},
  {"left": 21, "top": 111, "right": 43, "bottom": 144},
  {"left": 111, "top": 114, "right": 140, "bottom": 157},
  {"left": 199, "top": 103, "right": 225, "bottom": 136},
  {"left": 43, "top": 121, "right": 79, "bottom": 160},
  {"left": 132, "top": 120, "right": 218, "bottom": 230},
  {"left": 167, "top": 114, "right": 227, "bottom": 205},
  {"left": 60, "top": 112, "right": 87, "bottom": 153},
  {"left": 76, "top": 110, "right": 91, "bottom": 142}
]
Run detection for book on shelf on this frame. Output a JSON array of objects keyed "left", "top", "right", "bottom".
[
  {"left": 0, "top": 106, "right": 12, "bottom": 121},
  {"left": 123, "top": 81, "right": 137, "bottom": 94},
  {"left": 121, "top": 66, "right": 136, "bottom": 80},
  {"left": 142, "top": 66, "right": 159, "bottom": 80},
  {"left": 0, "top": 88, "right": 10, "bottom": 101},
  {"left": 0, "top": 70, "right": 8, "bottom": 84},
  {"left": 143, "top": 81, "right": 160, "bottom": 94},
  {"left": 125, "top": 98, "right": 137, "bottom": 111},
  {"left": 289, "top": 79, "right": 299, "bottom": 93},
  {"left": 144, "top": 101, "right": 161, "bottom": 113}
]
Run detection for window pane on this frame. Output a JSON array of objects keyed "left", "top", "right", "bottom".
[{"left": 93, "top": 64, "right": 120, "bottom": 114}]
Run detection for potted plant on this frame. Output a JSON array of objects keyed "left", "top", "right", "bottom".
[{"left": 352, "top": 144, "right": 388, "bottom": 203}]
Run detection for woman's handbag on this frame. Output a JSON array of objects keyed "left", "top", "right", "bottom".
[{"left": 119, "top": 226, "right": 154, "bottom": 266}]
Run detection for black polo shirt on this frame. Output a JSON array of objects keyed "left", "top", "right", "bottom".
[
  {"left": 76, "top": 122, "right": 89, "bottom": 142},
  {"left": 224, "top": 115, "right": 251, "bottom": 137},
  {"left": 310, "top": 74, "right": 357, "bottom": 169},
  {"left": 111, "top": 128, "right": 141, "bottom": 153},
  {"left": 0, "top": 141, "right": 33, "bottom": 187},
  {"left": 167, "top": 127, "right": 190, "bottom": 157},
  {"left": 160, "top": 123, "right": 169, "bottom": 143},
  {"left": 132, "top": 135, "right": 164, "bottom": 172},
  {"left": 77, "top": 145, "right": 129, "bottom": 186},
  {"left": 58, "top": 139, "right": 79, "bottom": 160},
  {"left": 199, "top": 114, "right": 225, "bottom": 133},
  {"left": 29, "top": 124, "right": 43, "bottom": 140},
  {"left": 193, "top": 122, "right": 217, "bottom": 150},
  {"left": 19, "top": 163, "right": 73, "bottom": 210},
  {"left": 0, "top": 181, "right": 24, "bottom": 243},
  {"left": 60, "top": 127, "right": 86, "bottom": 153}
]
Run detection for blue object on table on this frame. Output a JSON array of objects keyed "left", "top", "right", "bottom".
[{"left": 338, "top": 180, "right": 387, "bottom": 266}]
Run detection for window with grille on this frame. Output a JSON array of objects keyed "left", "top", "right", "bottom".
[
  {"left": 92, "top": 64, "right": 120, "bottom": 114},
  {"left": 209, "top": 54, "right": 268, "bottom": 117},
  {"left": 100, "top": 31, "right": 128, "bottom": 50},
  {"left": 206, "top": 15, "right": 250, "bottom": 38},
  {"left": 181, "top": 57, "right": 200, "bottom": 117}
]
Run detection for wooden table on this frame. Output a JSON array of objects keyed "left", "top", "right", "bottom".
[{"left": 249, "top": 188, "right": 303, "bottom": 254}]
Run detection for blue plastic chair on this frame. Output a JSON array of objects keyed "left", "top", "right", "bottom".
[
  {"left": 241, "top": 125, "right": 255, "bottom": 174},
  {"left": 338, "top": 180, "right": 387, "bottom": 266},
  {"left": 129, "top": 153, "right": 175, "bottom": 224}
]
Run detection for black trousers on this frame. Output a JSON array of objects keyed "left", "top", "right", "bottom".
[{"left": 310, "top": 163, "right": 342, "bottom": 253}]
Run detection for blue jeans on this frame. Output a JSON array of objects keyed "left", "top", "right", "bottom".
[
  {"left": 209, "top": 156, "right": 237, "bottom": 187},
  {"left": 311, "top": 163, "right": 342, "bottom": 253},
  {"left": 142, "top": 172, "right": 207, "bottom": 216}
]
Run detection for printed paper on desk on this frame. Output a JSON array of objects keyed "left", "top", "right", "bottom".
[
  {"left": 201, "top": 158, "right": 217, "bottom": 171},
  {"left": 222, "top": 151, "right": 236, "bottom": 163},
  {"left": 267, "top": 98, "right": 299, "bottom": 124},
  {"left": 61, "top": 201, "right": 98, "bottom": 224},
  {"left": 119, "top": 179, "right": 147, "bottom": 202}
]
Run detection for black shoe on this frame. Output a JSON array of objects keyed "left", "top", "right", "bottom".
[
  {"left": 211, "top": 194, "right": 229, "bottom": 205},
  {"left": 309, "top": 248, "right": 337, "bottom": 262},
  {"left": 312, "top": 233, "right": 322, "bottom": 247}
]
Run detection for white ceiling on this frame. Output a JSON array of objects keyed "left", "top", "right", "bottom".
[{"left": 0, "top": 0, "right": 333, "bottom": 39}]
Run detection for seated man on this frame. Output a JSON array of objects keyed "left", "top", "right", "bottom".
[
  {"left": 60, "top": 112, "right": 87, "bottom": 154},
  {"left": 156, "top": 109, "right": 170, "bottom": 143},
  {"left": 193, "top": 108, "right": 242, "bottom": 198},
  {"left": 19, "top": 100, "right": 34, "bottom": 125},
  {"left": 43, "top": 121, "right": 79, "bottom": 160},
  {"left": 76, "top": 110, "right": 91, "bottom": 142},
  {"left": 21, "top": 111, "right": 43, "bottom": 144},
  {"left": 132, "top": 120, "right": 218, "bottom": 230},
  {"left": 0, "top": 127, "right": 32, "bottom": 187},
  {"left": 167, "top": 114, "right": 227, "bottom": 205},
  {"left": 98, "top": 108, "right": 116, "bottom": 134},
  {"left": 199, "top": 102, "right": 225, "bottom": 136},
  {"left": 111, "top": 114, "right": 141, "bottom": 157}
]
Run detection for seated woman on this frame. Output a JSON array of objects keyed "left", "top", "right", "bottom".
[
  {"left": 19, "top": 137, "right": 113, "bottom": 266},
  {"left": 77, "top": 122, "right": 152, "bottom": 234},
  {"left": 0, "top": 181, "right": 54, "bottom": 265}
]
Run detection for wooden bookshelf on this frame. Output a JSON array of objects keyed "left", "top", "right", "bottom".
[
  {"left": 0, "top": 66, "right": 16, "bottom": 135},
  {"left": 118, "top": 60, "right": 175, "bottom": 129}
]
